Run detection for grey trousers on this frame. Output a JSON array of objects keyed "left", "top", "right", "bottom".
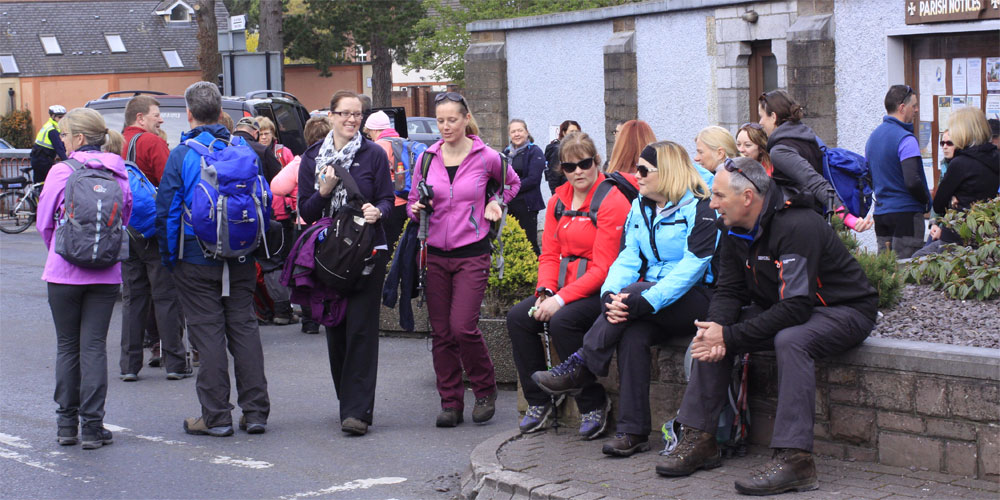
[
  {"left": 48, "top": 282, "right": 119, "bottom": 430},
  {"left": 173, "top": 261, "right": 270, "bottom": 427},
  {"left": 677, "top": 304, "right": 874, "bottom": 452},
  {"left": 875, "top": 211, "right": 925, "bottom": 259},
  {"left": 120, "top": 235, "right": 186, "bottom": 374}
]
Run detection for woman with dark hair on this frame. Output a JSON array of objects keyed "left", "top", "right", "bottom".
[
  {"left": 503, "top": 119, "right": 546, "bottom": 254},
  {"left": 545, "top": 120, "right": 581, "bottom": 193},
  {"left": 758, "top": 90, "right": 872, "bottom": 232},
  {"left": 297, "top": 90, "right": 394, "bottom": 436},
  {"left": 736, "top": 122, "right": 773, "bottom": 175},
  {"left": 408, "top": 92, "right": 521, "bottom": 427}
]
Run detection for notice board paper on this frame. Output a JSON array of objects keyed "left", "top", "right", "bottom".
[
  {"left": 919, "top": 59, "right": 947, "bottom": 121},
  {"left": 967, "top": 58, "right": 982, "bottom": 95},
  {"left": 952, "top": 59, "right": 967, "bottom": 95}
]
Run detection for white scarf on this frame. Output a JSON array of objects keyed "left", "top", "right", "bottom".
[{"left": 314, "top": 130, "right": 362, "bottom": 212}]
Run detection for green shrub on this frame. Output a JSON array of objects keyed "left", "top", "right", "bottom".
[
  {"left": 903, "top": 197, "right": 1000, "bottom": 300},
  {"left": 482, "top": 214, "right": 538, "bottom": 318},
  {"left": 0, "top": 109, "right": 34, "bottom": 148},
  {"left": 833, "top": 218, "right": 903, "bottom": 309}
]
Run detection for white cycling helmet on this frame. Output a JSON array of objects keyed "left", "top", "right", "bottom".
[{"left": 48, "top": 105, "right": 67, "bottom": 115}]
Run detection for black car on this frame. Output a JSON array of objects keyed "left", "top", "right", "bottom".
[{"left": 86, "top": 90, "right": 311, "bottom": 154}]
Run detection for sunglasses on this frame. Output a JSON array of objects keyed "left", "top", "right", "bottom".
[
  {"left": 740, "top": 122, "right": 763, "bottom": 130},
  {"left": 636, "top": 163, "right": 658, "bottom": 177},
  {"left": 560, "top": 157, "right": 595, "bottom": 173},
  {"left": 724, "top": 158, "right": 763, "bottom": 193},
  {"left": 899, "top": 85, "right": 914, "bottom": 107},
  {"left": 434, "top": 92, "right": 468, "bottom": 108},
  {"left": 939, "top": 140, "right": 954, "bottom": 147}
]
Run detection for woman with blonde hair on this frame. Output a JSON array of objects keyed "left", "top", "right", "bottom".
[
  {"left": 736, "top": 122, "right": 773, "bottom": 175},
  {"left": 533, "top": 140, "right": 718, "bottom": 458},
  {"left": 606, "top": 120, "right": 656, "bottom": 181},
  {"left": 694, "top": 125, "right": 738, "bottom": 176},
  {"left": 36, "top": 108, "right": 132, "bottom": 449}
]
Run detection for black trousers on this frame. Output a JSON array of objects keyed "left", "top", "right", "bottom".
[
  {"left": 173, "top": 260, "right": 270, "bottom": 427},
  {"left": 120, "top": 235, "right": 186, "bottom": 374},
  {"left": 509, "top": 201, "right": 540, "bottom": 255},
  {"left": 582, "top": 282, "right": 711, "bottom": 435},
  {"left": 677, "top": 304, "right": 873, "bottom": 452},
  {"left": 874, "top": 211, "right": 924, "bottom": 259},
  {"left": 48, "top": 283, "right": 119, "bottom": 430},
  {"left": 324, "top": 250, "right": 388, "bottom": 424},
  {"left": 507, "top": 294, "right": 605, "bottom": 412}
]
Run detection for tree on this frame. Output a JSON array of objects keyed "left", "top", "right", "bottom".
[
  {"left": 408, "top": 0, "right": 640, "bottom": 86},
  {"left": 257, "top": 0, "right": 283, "bottom": 53},
  {"left": 284, "top": 0, "right": 427, "bottom": 107},
  {"left": 194, "top": 0, "right": 222, "bottom": 83}
]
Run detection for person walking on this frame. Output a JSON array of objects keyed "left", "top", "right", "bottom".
[
  {"left": 363, "top": 110, "right": 409, "bottom": 255},
  {"left": 297, "top": 90, "right": 394, "bottom": 436},
  {"left": 506, "top": 132, "right": 630, "bottom": 438},
  {"left": 408, "top": 92, "right": 521, "bottom": 427},
  {"left": 37, "top": 108, "right": 132, "bottom": 449},
  {"left": 502, "top": 119, "right": 546, "bottom": 254},
  {"left": 30, "top": 105, "right": 68, "bottom": 184}
]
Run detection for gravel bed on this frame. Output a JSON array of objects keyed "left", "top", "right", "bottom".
[{"left": 871, "top": 284, "right": 1000, "bottom": 350}]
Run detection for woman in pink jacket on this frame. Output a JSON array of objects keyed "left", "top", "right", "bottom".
[
  {"left": 408, "top": 93, "right": 520, "bottom": 427},
  {"left": 36, "top": 108, "right": 132, "bottom": 450}
]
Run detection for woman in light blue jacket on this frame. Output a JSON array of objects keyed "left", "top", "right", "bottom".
[{"left": 532, "top": 140, "right": 719, "bottom": 457}]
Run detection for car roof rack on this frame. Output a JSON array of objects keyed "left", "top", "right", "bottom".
[
  {"left": 244, "top": 90, "right": 299, "bottom": 101},
  {"left": 97, "top": 90, "right": 168, "bottom": 100}
]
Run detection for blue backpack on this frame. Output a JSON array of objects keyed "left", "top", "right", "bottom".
[
  {"left": 816, "top": 137, "right": 873, "bottom": 218},
  {"left": 385, "top": 137, "right": 429, "bottom": 198},
  {"left": 124, "top": 133, "right": 158, "bottom": 239},
  {"left": 183, "top": 137, "right": 272, "bottom": 258}
]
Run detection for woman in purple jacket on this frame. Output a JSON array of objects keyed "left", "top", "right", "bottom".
[
  {"left": 298, "top": 90, "right": 394, "bottom": 436},
  {"left": 37, "top": 108, "right": 132, "bottom": 450},
  {"left": 409, "top": 93, "right": 521, "bottom": 427}
]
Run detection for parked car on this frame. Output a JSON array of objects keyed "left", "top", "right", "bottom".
[
  {"left": 406, "top": 116, "right": 441, "bottom": 146},
  {"left": 86, "top": 90, "right": 311, "bottom": 154},
  {"left": 0, "top": 138, "right": 13, "bottom": 149}
]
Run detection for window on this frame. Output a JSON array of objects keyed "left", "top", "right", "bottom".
[
  {"left": 105, "top": 34, "right": 126, "bottom": 53},
  {"left": 355, "top": 45, "right": 368, "bottom": 62},
  {"left": 162, "top": 49, "right": 183, "bottom": 68},
  {"left": 170, "top": 4, "right": 190, "bottom": 21},
  {"left": 0, "top": 54, "right": 18, "bottom": 74},
  {"left": 40, "top": 35, "right": 62, "bottom": 55}
]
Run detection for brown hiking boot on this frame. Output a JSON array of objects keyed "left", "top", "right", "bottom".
[
  {"left": 472, "top": 391, "right": 497, "bottom": 424},
  {"left": 655, "top": 427, "right": 722, "bottom": 477},
  {"left": 602, "top": 432, "right": 650, "bottom": 457},
  {"left": 734, "top": 448, "right": 818, "bottom": 496}
]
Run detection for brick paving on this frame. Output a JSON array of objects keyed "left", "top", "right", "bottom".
[{"left": 480, "top": 429, "right": 999, "bottom": 499}]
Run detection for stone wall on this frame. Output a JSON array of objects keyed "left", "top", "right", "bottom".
[
  {"left": 464, "top": 30, "right": 509, "bottom": 151},
  {"left": 603, "top": 17, "right": 637, "bottom": 158}
]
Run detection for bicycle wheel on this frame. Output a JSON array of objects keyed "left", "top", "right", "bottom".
[{"left": 0, "top": 191, "right": 36, "bottom": 234}]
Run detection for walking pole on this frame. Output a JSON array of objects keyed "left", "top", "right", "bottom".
[{"left": 530, "top": 305, "right": 560, "bottom": 434}]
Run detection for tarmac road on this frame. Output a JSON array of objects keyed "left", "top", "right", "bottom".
[{"left": 0, "top": 230, "right": 518, "bottom": 499}]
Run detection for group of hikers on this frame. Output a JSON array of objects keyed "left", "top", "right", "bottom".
[{"left": 32, "top": 78, "right": 998, "bottom": 496}]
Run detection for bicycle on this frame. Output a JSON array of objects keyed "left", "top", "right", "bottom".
[{"left": 0, "top": 166, "right": 42, "bottom": 234}]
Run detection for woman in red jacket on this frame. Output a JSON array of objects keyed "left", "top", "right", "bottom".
[{"left": 506, "top": 132, "right": 631, "bottom": 439}]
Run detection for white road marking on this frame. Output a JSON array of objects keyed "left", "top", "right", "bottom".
[
  {"left": 102, "top": 424, "right": 130, "bottom": 432},
  {"left": 135, "top": 434, "right": 188, "bottom": 446},
  {"left": 210, "top": 455, "right": 273, "bottom": 469},
  {"left": 279, "top": 477, "right": 407, "bottom": 499},
  {"left": 0, "top": 433, "right": 32, "bottom": 449},
  {"left": 0, "top": 447, "right": 59, "bottom": 473}
]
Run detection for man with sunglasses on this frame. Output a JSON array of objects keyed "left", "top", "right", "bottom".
[
  {"left": 656, "top": 157, "right": 877, "bottom": 496},
  {"left": 865, "top": 84, "right": 929, "bottom": 258}
]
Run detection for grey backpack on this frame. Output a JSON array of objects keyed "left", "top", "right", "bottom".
[{"left": 54, "top": 158, "right": 128, "bottom": 268}]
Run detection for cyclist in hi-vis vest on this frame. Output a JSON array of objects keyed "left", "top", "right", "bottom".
[{"left": 30, "top": 105, "right": 68, "bottom": 184}]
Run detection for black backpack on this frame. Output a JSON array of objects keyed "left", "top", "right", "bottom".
[
  {"left": 313, "top": 164, "right": 377, "bottom": 295},
  {"left": 552, "top": 171, "right": 638, "bottom": 226}
]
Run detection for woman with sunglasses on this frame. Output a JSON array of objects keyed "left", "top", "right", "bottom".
[
  {"left": 758, "top": 90, "right": 872, "bottom": 232},
  {"left": 502, "top": 119, "right": 546, "bottom": 255},
  {"left": 297, "top": 90, "right": 395, "bottom": 436},
  {"left": 408, "top": 92, "right": 521, "bottom": 428},
  {"left": 506, "top": 132, "right": 631, "bottom": 439},
  {"left": 532, "top": 141, "right": 718, "bottom": 457},
  {"left": 736, "top": 122, "right": 773, "bottom": 175}
]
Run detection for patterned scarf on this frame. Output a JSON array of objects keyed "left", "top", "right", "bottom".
[{"left": 314, "top": 130, "right": 362, "bottom": 212}]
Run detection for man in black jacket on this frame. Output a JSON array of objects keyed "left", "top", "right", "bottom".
[
  {"left": 655, "top": 157, "right": 878, "bottom": 496},
  {"left": 233, "top": 117, "right": 282, "bottom": 182}
]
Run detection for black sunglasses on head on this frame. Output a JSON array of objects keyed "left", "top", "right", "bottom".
[
  {"left": 740, "top": 122, "right": 763, "bottom": 130},
  {"left": 899, "top": 85, "right": 914, "bottom": 106},
  {"left": 434, "top": 92, "right": 467, "bottom": 107},
  {"left": 560, "top": 157, "right": 595, "bottom": 173},
  {"left": 724, "top": 158, "right": 763, "bottom": 193}
]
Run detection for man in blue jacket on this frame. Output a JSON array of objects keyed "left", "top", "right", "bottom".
[
  {"left": 866, "top": 85, "right": 929, "bottom": 259},
  {"left": 155, "top": 81, "right": 270, "bottom": 437}
]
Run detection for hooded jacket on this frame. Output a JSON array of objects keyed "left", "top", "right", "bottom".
[
  {"left": 37, "top": 148, "right": 133, "bottom": 284},
  {"left": 932, "top": 142, "right": 1000, "bottom": 244},
  {"left": 406, "top": 136, "right": 521, "bottom": 252},
  {"left": 767, "top": 121, "right": 843, "bottom": 213},
  {"left": 503, "top": 142, "right": 546, "bottom": 212},
  {"left": 708, "top": 180, "right": 878, "bottom": 354}
]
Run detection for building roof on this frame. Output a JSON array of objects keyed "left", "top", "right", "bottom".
[{"left": 0, "top": 0, "right": 229, "bottom": 77}]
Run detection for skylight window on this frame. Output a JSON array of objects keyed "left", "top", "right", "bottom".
[
  {"left": 162, "top": 49, "right": 183, "bottom": 68},
  {"left": 105, "top": 34, "right": 126, "bottom": 53},
  {"left": 40, "top": 35, "right": 62, "bottom": 55},
  {"left": 0, "top": 54, "right": 18, "bottom": 74}
]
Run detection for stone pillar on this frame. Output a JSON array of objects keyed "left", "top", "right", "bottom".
[
  {"left": 787, "top": 0, "right": 837, "bottom": 145},
  {"left": 464, "top": 30, "right": 508, "bottom": 151},
  {"left": 603, "top": 17, "right": 637, "bottom": 159}
]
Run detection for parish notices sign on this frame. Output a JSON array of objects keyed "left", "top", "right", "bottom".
[{"left": 906, "top": 0, "right": 1000, "bottom": 24}]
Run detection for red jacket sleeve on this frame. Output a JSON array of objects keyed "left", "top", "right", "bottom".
[
  {"left": 535, "top": 195, "right": 562, "bottom": 292},
  {"left": 139, "top": 134, "right": 170, "bottom": 186},
  {"left": 555, "top": 189, "right": 631, "bottom": 304}
]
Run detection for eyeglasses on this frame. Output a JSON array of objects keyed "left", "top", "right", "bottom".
[
  {"left": 636, "top": 163, "right": 658, "bottom": 177},
  {"left": 434, "top": 92, "right": 468, "bottom": 108},
  {"left": 330, "top": 111, "right": 363, "bottom": 119},
  {"left": 939, "top": 140, "right": 954, "bottom": 147},
  {"left": 740, "top": 122, "right": 763, "bottom": 130},
  {"left": 724, "top": 158, "right": 762, "bottom": 193},
  {"left": 560, "top": 157, "right": 595, "bottom": 173}
]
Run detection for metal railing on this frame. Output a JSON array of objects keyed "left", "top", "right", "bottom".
[{"left": 0, "top": 150, "right": 32, "bottom": 180}]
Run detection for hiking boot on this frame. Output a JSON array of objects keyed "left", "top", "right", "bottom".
[
  {"left": 301, "top": 322, "right": 320, "bottom": 334},
  {"left": 120, "top": 373, "right": 138, "bottom": 382},
  {"left": 655, "top": 427, "right": 722, "bottom": 477},
  {"left": 602, "top": 432, "right": 650, "bottom": 457},
  {"left": 734, "top": 448, "right": 818, "bottom": 496},
  {"left": 519, "top": 396, "right": 563, "bottom": 434},
  {"left": 435, "top": 408, "right": 463, "bottom": 428},
  {"left": 183, "top": 417, "right": 234, "bottom": 437},
  {"left": 56, "top": 426, "right": 78, "bottom": 446},
  {"left": 238, "top": 415, "right": 267, "bottom": 434},
  {"left": 530, "top": 351, "right": 595, "bottom": 397},
  {"left": 579, "top": 396, "right": 611, "bottom": 440},
  {"left": 272, "top": 302, "right": 299, "bottom": 325},
  {"left": 341, "top": 417, "right": 368, "bottom": 436},
  {"left": 80, "top": 426, "right": 113, "bottom": 450},
  {"left": 166, "top": 368, "right": 192, "bottom": 380},
  {"left": 472, "top": 391, "right": 497, "bottom": 424},
  {"left": 147, "top": 344, "right": 161, "bottom": 367},
  {"left": 190, "top": 350, "right": 200, "bottom": 367}
]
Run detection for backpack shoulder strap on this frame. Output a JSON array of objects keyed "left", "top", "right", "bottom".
[
  {"left": 63, "top": 158, "right": 85, "bottom": 171},
  {"left": 127, "top": 132, "right": 144, "bottom": 163},
  {"left": 553, "top": 197, "right": 566, "bottom": 222},
  {"left": 585, "top": 179, "right": 616, "bottom": 226},
  {"left": 420, "top": 150, "right": 435, "bottom": 179}
]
